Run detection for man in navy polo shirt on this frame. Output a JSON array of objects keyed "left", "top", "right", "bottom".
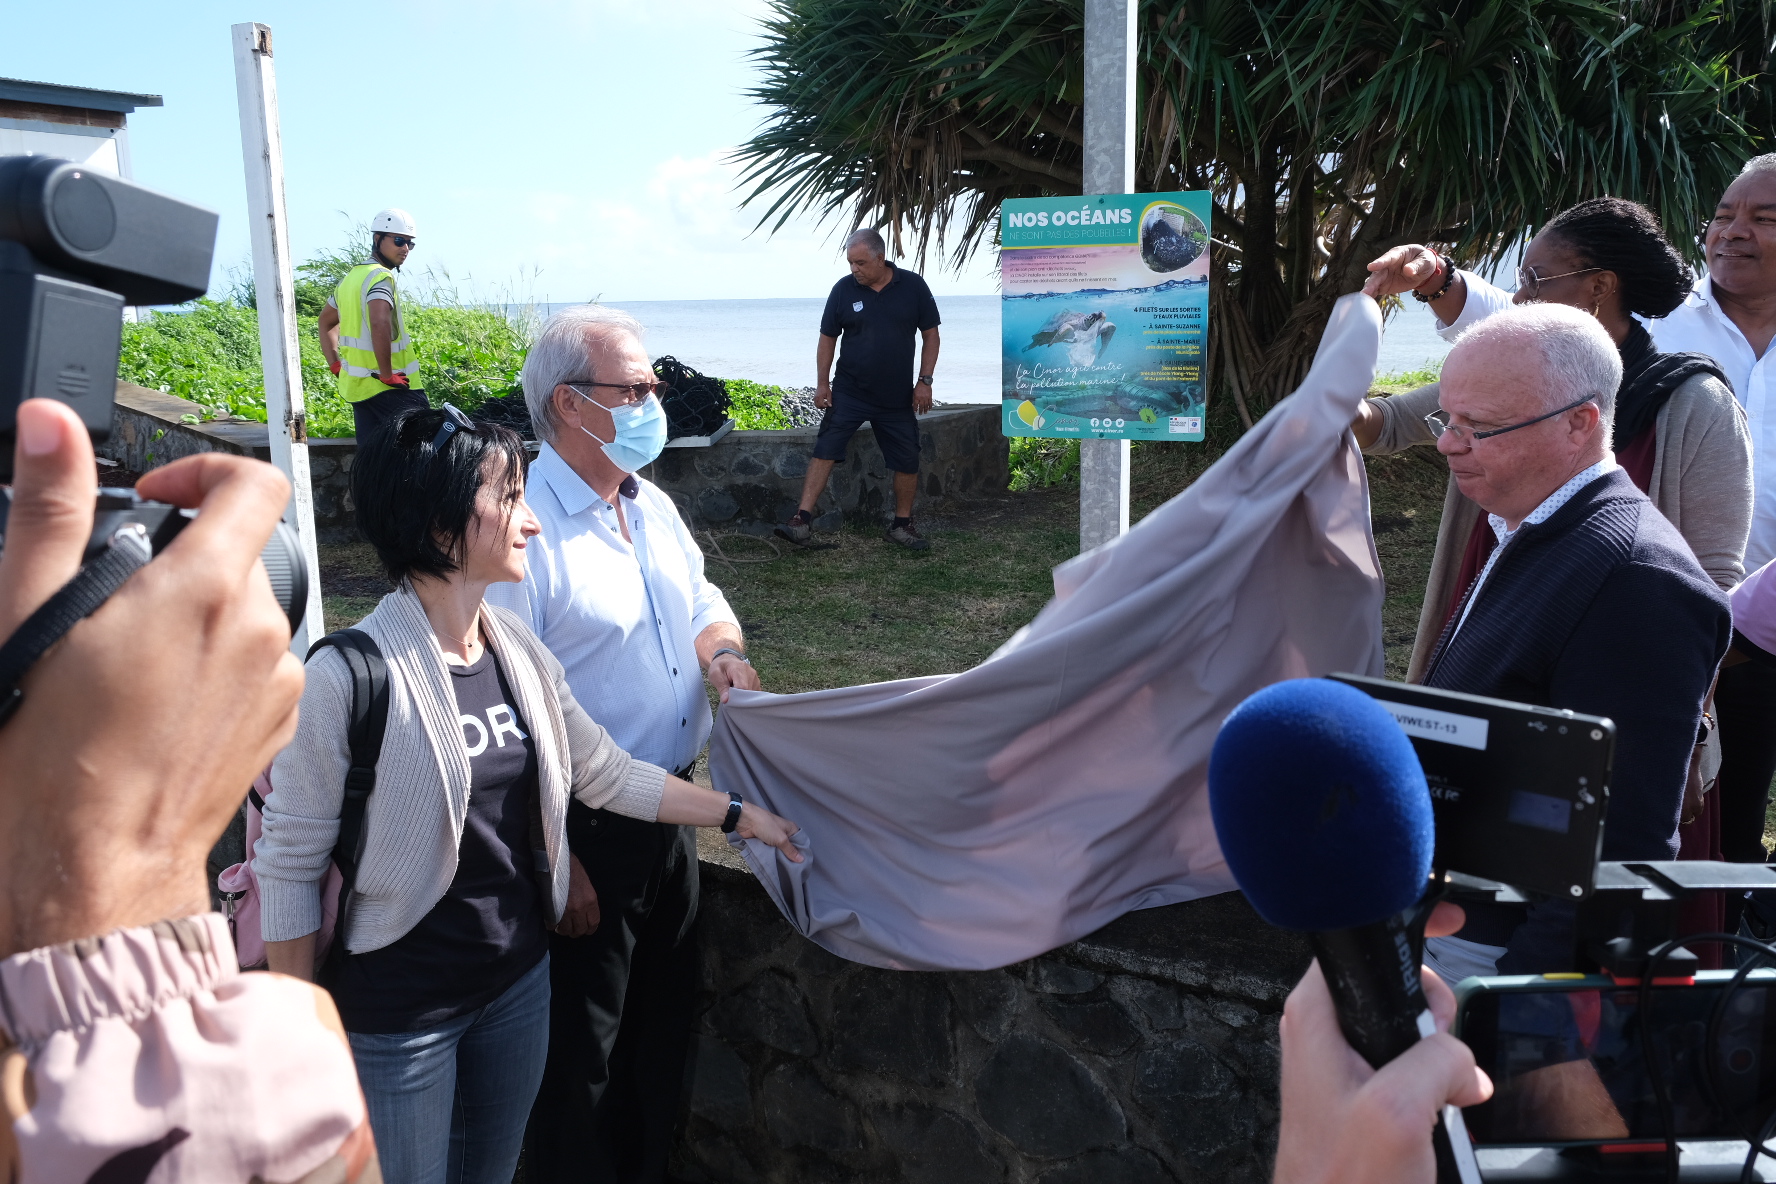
[{"left": 779, "top": 228, "right": 942, "bottom": 550}]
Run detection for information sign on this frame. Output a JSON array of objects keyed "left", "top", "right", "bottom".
[{"left": 1001, "top": 191, "right": 1211, "bottom": 442}]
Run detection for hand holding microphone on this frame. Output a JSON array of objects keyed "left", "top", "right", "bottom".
[
  {"left": 1209, "top": 679, "right": 1493, "bottom": 1184},
  {"left": 1276, "top": 903, "right": 1492, "bottom": 1184}
]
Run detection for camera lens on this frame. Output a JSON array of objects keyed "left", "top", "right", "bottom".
[
  {"left": 260, "top": 521, "right": 308, "bottom": 635},
  {"left": 50, "top": 171, "right": 118, "bottom": 253}
]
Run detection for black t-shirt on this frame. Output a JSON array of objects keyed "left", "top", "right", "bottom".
[
  {"left": 819, "top": 264, "right": 941, "bottom": 407},
  {"left": 331, "top": 648, "right": 549, "bottom": 1033}
]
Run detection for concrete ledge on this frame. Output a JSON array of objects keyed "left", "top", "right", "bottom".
[
  {"left": 106, "top": 385, "right": 1012, "bottom": 542},
  {"left": 678, "top": 847, "right": 1306, "bottom": 1183}
]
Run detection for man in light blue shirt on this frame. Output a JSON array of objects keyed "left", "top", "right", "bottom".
[{"left": 486, "top": 305, "right": 758, "bottom": 1182}]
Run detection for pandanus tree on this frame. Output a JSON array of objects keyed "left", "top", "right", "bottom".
[{"left": 738, "top": 0, "right": 1770, "bottom": 426}]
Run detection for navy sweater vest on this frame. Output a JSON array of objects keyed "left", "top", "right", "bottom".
[{"left": 1423, "top": 468, "right": 1730, "bottom": 970}]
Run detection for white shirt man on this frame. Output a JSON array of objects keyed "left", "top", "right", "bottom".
[
  {"left": 484, "top": 305, "right": 758, "bottom": 1183},
  {"left": 490, "top": 449, "right": 737, "bottom": 773}
]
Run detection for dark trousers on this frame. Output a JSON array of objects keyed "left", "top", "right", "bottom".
[
  {"left": 349, "top": 385, "right": 428, "bottom": 443},
  {"left": 524, "top": 803, "right": 699, "bottom": 1183},
  {"left": 1716, "top": 660, "right": 1776, "bottom": 932}
]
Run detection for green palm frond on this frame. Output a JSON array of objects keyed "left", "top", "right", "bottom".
[{"left": 739, "top": 0, "right": 1770, "bottom": 419}]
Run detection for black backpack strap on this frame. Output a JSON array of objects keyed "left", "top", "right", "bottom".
[{"left": 305, "top": 628, "right": 389, "bottom": 976}]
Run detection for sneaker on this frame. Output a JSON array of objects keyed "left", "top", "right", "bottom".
[
  {"left": 885, "top": 520, "right": 931, "bottom": 551},
  {"left": 775, "top": 514, "right": 812, "bottom": 544}
]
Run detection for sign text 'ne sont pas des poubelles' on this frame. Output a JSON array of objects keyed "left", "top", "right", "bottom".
[{"left": 1000, "top": 192, "right": 1211, "bottom": 443}]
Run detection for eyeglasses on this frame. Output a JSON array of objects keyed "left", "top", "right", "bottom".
[
  {"left": 566, "top": 379, "right": 668, "bottom": 406},
  {"left": 430, "top": 403, "right": 474, "bottom": 454},
  {"left": 1515, "top": 264, "right": 1601, "bottom": 299},
  {"left": 387, "top": 235, "right": 416, "bottom": 249},
  {"left": 1423, "top": 395, "right": 1595, "bottom": 445}
]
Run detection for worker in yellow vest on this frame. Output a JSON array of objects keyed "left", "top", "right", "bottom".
[{"left": 317, "top": 208, "right": 424, "bottom": 440}]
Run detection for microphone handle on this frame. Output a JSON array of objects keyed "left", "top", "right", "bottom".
[
  {"left": 1309, "top": 916, "right": 1482, "bottom": 1184},
  {"left": 1310, "top": 915, "right": 1429, "bottom": 1067}
]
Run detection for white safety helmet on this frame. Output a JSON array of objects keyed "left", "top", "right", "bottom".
[{"left": 370, "top": 208, "right": 417, "bottom": 238}]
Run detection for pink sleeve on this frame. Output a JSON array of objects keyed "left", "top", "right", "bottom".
[
  {"left": 0, "top": 913, "right": 378, "bottom": 1184},
  {"left": 1732, "top": 559, "right": 1776, "bottom": 654}
]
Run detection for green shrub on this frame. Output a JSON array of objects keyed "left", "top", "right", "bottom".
[
  {"left": 724, "top": 377, "right": 794, "bottom": 430},
  {"left": 1008, "top": 436, "right": 1080, "bottom": 491},
  {"left": 1373, "top": 357, "right": 1444, "bottom": 394},
  {"left": 119, "top": 241, "right": 530, "bottom": 438}
]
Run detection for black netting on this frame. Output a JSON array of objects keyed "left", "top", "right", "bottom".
[
  {"left": 654, "top": 356, "right": 731, "bottom": 439},
  {"left": 473, "top": 392, "right": 536, "bottom": 439}
]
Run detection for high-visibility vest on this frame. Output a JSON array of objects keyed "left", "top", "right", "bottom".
[{"left": 335, "top": 264, "right": 416, "bottom": 403}]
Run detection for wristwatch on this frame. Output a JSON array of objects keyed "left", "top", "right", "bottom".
[
  {"left": 721, "top": 791, "right": 744, "bottom": 834},
  {"left": 710, "top": 646, "right": 749, "bottom": 666},
  {"left": 916, "top": 374, "right": 934, "bottom": 386}
]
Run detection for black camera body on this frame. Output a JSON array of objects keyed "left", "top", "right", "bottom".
[
  {"left": 0, "top": 155, "right": 218, "bottom": 478},
  {"left": 0, "top": 155, "right": 304, "bottom": 631}
]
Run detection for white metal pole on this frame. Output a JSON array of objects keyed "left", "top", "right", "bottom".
[
  {"left": 1079, "top": 0, "right": 1136, "bottom": 552},
  {"left": 232, "top": 22, "right": 326, "bottom": 654}
]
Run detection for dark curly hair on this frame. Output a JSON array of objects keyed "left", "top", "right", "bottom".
[
  {"left": 1539, "top": 197, "right": 1694, "bottom": 319},
  {"left": 352, "top": 407, "right": 528, "bottom": 585}
]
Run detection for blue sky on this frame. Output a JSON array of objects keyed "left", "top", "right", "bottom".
[{"left": 4, "top": 0, "right": 1000, "bottom": 302}]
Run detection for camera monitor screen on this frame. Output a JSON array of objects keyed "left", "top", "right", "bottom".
[
  {"left": 1460, "top": 977, "right": 1776, "bottom": 1144},
  {"left": 1330, "top": 675, "right": 1614, "bottom": 899}
]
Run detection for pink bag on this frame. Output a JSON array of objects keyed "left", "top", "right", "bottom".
[{"left": 217, "top": 769, "right": 343, "bottom": 971}]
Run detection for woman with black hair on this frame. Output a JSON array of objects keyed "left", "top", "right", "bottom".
[
  {"left": 1359, "top": 199, "right": 1752, "bottom": 674},
  {"left": 252, "top": 407, "right": 800, "bottom": 1184}
]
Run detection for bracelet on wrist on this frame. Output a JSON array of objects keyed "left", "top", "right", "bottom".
[
  {"left": 1411, "top": 253, "right": 1458, "bottom": 303},
  {"left": 710, "top": 646, "right": 749, "bottom": 667}
]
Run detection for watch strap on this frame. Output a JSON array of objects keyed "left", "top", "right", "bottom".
[
  {"left": 721, "top": 791, "right": 744, "bottom": 834},
  {"left": 710, "top": 646, "right": 749, "bottom": 666}
]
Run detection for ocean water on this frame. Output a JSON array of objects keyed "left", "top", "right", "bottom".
[{"left": 576, "top": 293, "right": 1454, "bottom": 404}]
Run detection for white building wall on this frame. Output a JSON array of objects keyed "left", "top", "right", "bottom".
[{"left": 0, "top": 120, "right": 131, "bottom": 178}]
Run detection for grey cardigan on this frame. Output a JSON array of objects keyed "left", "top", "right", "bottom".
[
  {"left": 254, "top": 584, "right": 668, "bottom": 952},
  {"left": 1365, "top": 374, "right": 1752, "bottom": 681}
]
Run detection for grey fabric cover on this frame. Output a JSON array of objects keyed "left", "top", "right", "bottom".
[{"left": 708, "top": 293, "right": 1388, "bottom": 970}]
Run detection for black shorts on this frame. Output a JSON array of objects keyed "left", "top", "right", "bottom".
[
  {"left": 350, "top": 386, "right": 429, "bottom": 443},
  {"left": 812, "top": 396, "right": 920, "bottom": 474}
]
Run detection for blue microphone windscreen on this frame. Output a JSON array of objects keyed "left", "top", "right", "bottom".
[{"left": 1209, "top": 678, "right": 1433, "bottom": 931}]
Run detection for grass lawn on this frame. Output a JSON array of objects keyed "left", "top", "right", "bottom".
[
  {"left": 318, "top": 436, "right": 1451, "bottom": 687},
  {"left": 317, "top": 416, "right": 1776, "bottom": 852}
]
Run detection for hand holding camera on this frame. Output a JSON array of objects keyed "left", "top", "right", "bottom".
[{"left": 0, "top": 399, "right": 304, "bottom": 956}]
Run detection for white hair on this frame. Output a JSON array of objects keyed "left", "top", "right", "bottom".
[
  {"left": 1740, "top": 153, "right": 1776, "bottom": 180},
  {"left": 521, "top": 305, "right": 646, "bottom": 442},
  {"left": 844, "top": 227, "right": 886, "bottom": 258},
  {"left": 1449, "top": 302, "right": 1622, "bottom": 441}
]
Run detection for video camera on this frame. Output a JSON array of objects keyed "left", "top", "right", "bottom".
[
  {"left": 1337, "top": 674, "right": 1776, "bottom": 1181},
  {"left": 0, "top": 155, "right": 304, "bottom": 630}
]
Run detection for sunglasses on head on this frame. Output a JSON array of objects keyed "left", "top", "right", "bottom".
[{"left": 429, "top": 403, "right": 474, "bottom": 454}]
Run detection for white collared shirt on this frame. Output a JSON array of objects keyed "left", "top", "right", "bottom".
[
  {"left": 1452, "top": 458, "right": 1617, "bottom": 639},
  {"left": 1438, "top": 271, "right": 1776, "bottom": 567},
  {"left": 485, "top": 444, "right": 739, "bottom": 773}
]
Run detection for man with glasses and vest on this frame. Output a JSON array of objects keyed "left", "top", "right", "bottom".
[
  {"left": 1388, "top": 303, "right": 1729, "bottom": 983},
  {"left": 485, "top": 304, "right": 760, "bottom": 1183},
  {"left": 318, "top": 208, "right": 424, "bottom": 441}
]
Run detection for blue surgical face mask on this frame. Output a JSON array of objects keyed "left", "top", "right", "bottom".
[{"left": 578, "top": 392, "right": 667, "bottom": 472}]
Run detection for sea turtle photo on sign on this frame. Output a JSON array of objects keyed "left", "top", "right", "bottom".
[{"left": 1000, "top": 191, "right": 1210, "bottom": 443}]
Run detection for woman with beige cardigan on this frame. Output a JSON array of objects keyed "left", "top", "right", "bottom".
[
  {"left": 1358, "top": 198, "right": 1752, "bottom": 680},
  {"left": 253, "top": 407, "right": 800, "bottom": 1184}
]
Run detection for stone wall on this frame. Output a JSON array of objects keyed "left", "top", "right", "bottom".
[
  {"left": 105, "top": 384, "right": 363, "bottom": 542},
  {"left": 675, "top": 841, "right": 1309, "bottom": 1184},
  {"left": 646, "top": 405, "right": 1008, "bottom": 533},
  {"left": 106, "top": 385, "right": 1008, "bottom": 541}
]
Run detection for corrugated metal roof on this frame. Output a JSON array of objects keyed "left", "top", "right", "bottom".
[{"left": 0, "top": 77, "right": 163, "bottom": 114}]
